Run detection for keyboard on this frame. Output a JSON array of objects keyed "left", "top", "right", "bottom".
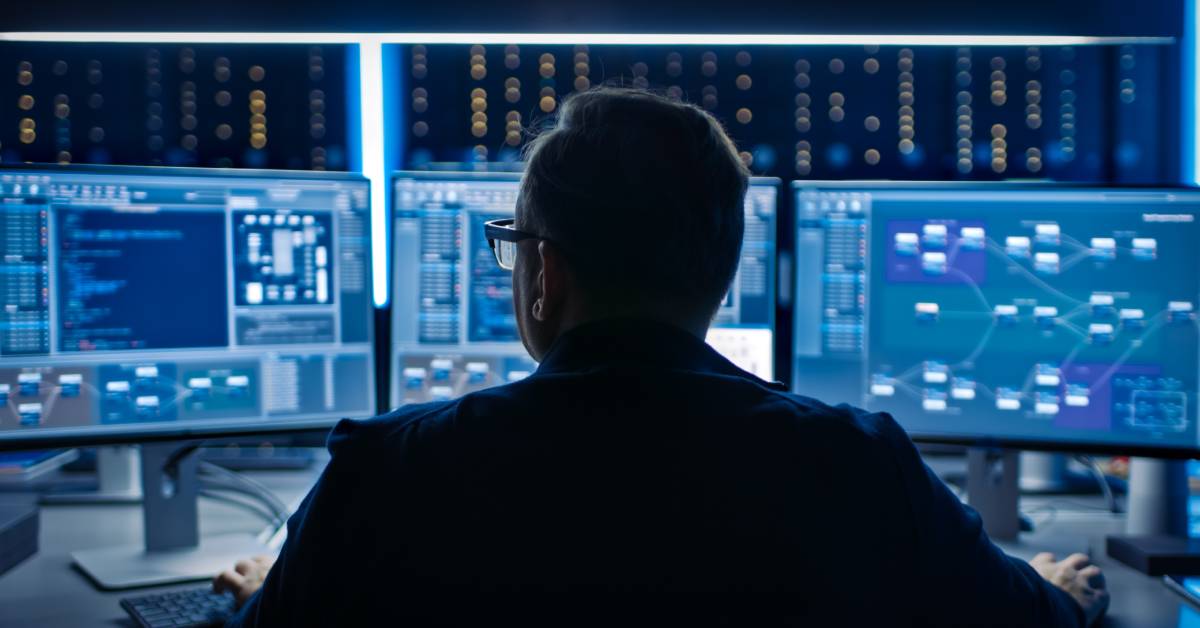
[{"left": 120, "top": 587, "right": 236, "bottom": 627}]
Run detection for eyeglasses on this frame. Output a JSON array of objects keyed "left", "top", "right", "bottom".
[{"left": 483, "top": 218, "right": 544, "bottom": 270}]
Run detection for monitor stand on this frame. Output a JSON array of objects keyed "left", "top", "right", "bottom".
[
  {"left": 40, "top": 446, "right": 143, "bottom": 505},
  {"left": 1106, "top": 457, "right": 1200, "bottom": 575},
  {"left": 967, "top": 448, "right": 1021, "bottom": 541},
  {"left": 71, "top": 441, "right": 271, "bottom": 590}
]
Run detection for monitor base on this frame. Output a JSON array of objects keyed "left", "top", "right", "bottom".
[
  {"left": 73, "top": 533, "right": 270, "bottom": 590},
  {"left": 70, "top": 441, "right": 276, "bottom": 590}
]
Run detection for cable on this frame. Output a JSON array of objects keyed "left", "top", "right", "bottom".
[
  {"left": 199, "top": 475, "right": 287, "bottom": 519},
  {"left": 199, "top": 478, "right": 288, "bottom": 527},
  {"left": 199, "top": 460, "right": 290, "bottom": 519},
  {"left": 1075, "top": 454, "right": 1122, "bottom": 514},
  {"left": 1023, "top": 503, "right": 1059, "bottom": 528},
  {"left": 200, "top": 490, "right": 280, "bottom": 526},
  {"left": 198, "top": 473, "right": 288, "bottom": 526}
]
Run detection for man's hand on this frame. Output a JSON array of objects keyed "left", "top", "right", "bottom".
[
  {"left": 1029, "top": 552, "right": 1110, "bottom": 626},
  {"left": 213, "top": 555, "right": 276, "bottom": 608}
]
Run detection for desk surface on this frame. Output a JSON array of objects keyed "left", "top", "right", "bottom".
[{"left": 0, "top": 454, "right": 1194, "bottom": 627}]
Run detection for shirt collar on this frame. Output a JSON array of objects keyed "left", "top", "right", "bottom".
[{"left": 533, "top": 317, "right": 787, "bottom": 391}]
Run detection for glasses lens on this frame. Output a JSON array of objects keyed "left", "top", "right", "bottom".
[{"left": 495, "top": 240, "right": 517, "bottom": 270}]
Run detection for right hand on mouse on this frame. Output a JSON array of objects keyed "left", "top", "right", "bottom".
[
  {"left": 1029, "top": 552, "right": 1110, "bottom": 626},
  {"left": 213, "top": 554, "right": 276, "bottom": 609}
]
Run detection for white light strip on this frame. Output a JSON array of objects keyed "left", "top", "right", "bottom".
[
  {"left": 357, "top": 41, "right": 389, "bottom": 307},
  {"left": 0, "top": 32, "right": 1176, "bottom": 46}
]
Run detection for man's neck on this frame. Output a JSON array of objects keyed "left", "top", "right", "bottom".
[{"left": 555, "top": 304, "right": 711, "bottom": 343}]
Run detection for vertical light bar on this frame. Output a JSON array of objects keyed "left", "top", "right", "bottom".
[
  {"left": 381, "top": 44, "right": 404, "bottom": 303},
  {"left": 357, "top": 38, "right": 389, "bottom": 306},
  {"left": 1186, "top": 0, "right": 1199, "bottom": 185}
]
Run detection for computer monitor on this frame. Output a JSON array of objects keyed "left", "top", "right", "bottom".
[
  {"left": 0, "top": 165, "right": 376, "bottom": 450},
  {"left": 792, "top": 183, "right": 1200, "bottom": 455},
  {"left": 390, "top": 171, "right": 779, "bottom": 408}
]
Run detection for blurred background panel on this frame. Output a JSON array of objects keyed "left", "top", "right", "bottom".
[{"left": 0, "top": 43, "right": 349, "bottom": 171}]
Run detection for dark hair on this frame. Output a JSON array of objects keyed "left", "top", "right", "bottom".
[{"left": 520, "top": 87, "right": 750, "bottom": 317}]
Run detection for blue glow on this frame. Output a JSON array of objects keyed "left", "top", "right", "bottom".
[
  {"left": 900, "top": 144, "right": 926, "bottom": 168},
  {"left": 1180, "top": 597, "right": 1200, "bottom": 627},
  {"left": 751, "top": 144, "right": 777, "bottom": 171},
  {"left": 826, "top": 143, "right": 851, "bottom": 169},
  {"left": 346, "top": 46, "right": 362, "bottom": 174},
  {"left": 1186, "top": 0, "right": 1198, "bottom": 185}
]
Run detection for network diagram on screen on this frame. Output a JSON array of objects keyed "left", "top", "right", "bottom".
[
  {"left": 390, "top": 172, "right": 778, "bottom": 408},
  {"left": 0, "top": 168, "right": 375, "bottom": 441},
  {"left": 794, "top": 186, "right": 1200, "bottom": 450}
]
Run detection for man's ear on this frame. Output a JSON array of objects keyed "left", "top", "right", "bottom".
[{"left": 532, "top": 240, "right": 567, "bottom": 322}]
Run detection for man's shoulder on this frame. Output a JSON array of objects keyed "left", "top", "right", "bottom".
[
  {"left": 326, "top": 399, "right": 461, "bottom": 455},
  {"left": 326, "top": 381, "right": 528, "bottom": 452},
  {"left": 758, "top": 388, "right": 909, "bottom": 443}
]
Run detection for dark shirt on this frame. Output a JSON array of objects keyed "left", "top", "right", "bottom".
[{"left": 229, "top": 318, "right": 1084, "bottom": 626}]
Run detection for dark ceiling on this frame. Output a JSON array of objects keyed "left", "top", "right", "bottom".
[{"left": 3, "top": 0, "right": 1184, "bottom": 38}]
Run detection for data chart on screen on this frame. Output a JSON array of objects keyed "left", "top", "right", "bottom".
[{"left": 794, "top": 184, "right": 1200, "bottom": 452}]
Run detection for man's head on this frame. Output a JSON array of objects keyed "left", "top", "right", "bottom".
[{"left": 509, "top": 87, "right": 750, "bottom": 360}]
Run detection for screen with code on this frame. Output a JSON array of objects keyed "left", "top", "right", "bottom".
[{"left": 0, "top": 166, "right": 374, "bottom": 446}]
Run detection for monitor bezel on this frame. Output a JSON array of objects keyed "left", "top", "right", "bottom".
[
  {"left": 0, "top": 163, "right": 376, "bottom": 451},
  {"left": 790, "top": 180, "right": 1200, "bottom": 459}
]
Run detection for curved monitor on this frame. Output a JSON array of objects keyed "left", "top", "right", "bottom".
[
  {"left": 792, "top": 182, "right": 1200, "bottom": 456},
  {"left": 0, "top": 165, "right": 375, "bottom": 449},
  {"left": 389, "top": 171, "right": 778, "bottom": 409}
]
